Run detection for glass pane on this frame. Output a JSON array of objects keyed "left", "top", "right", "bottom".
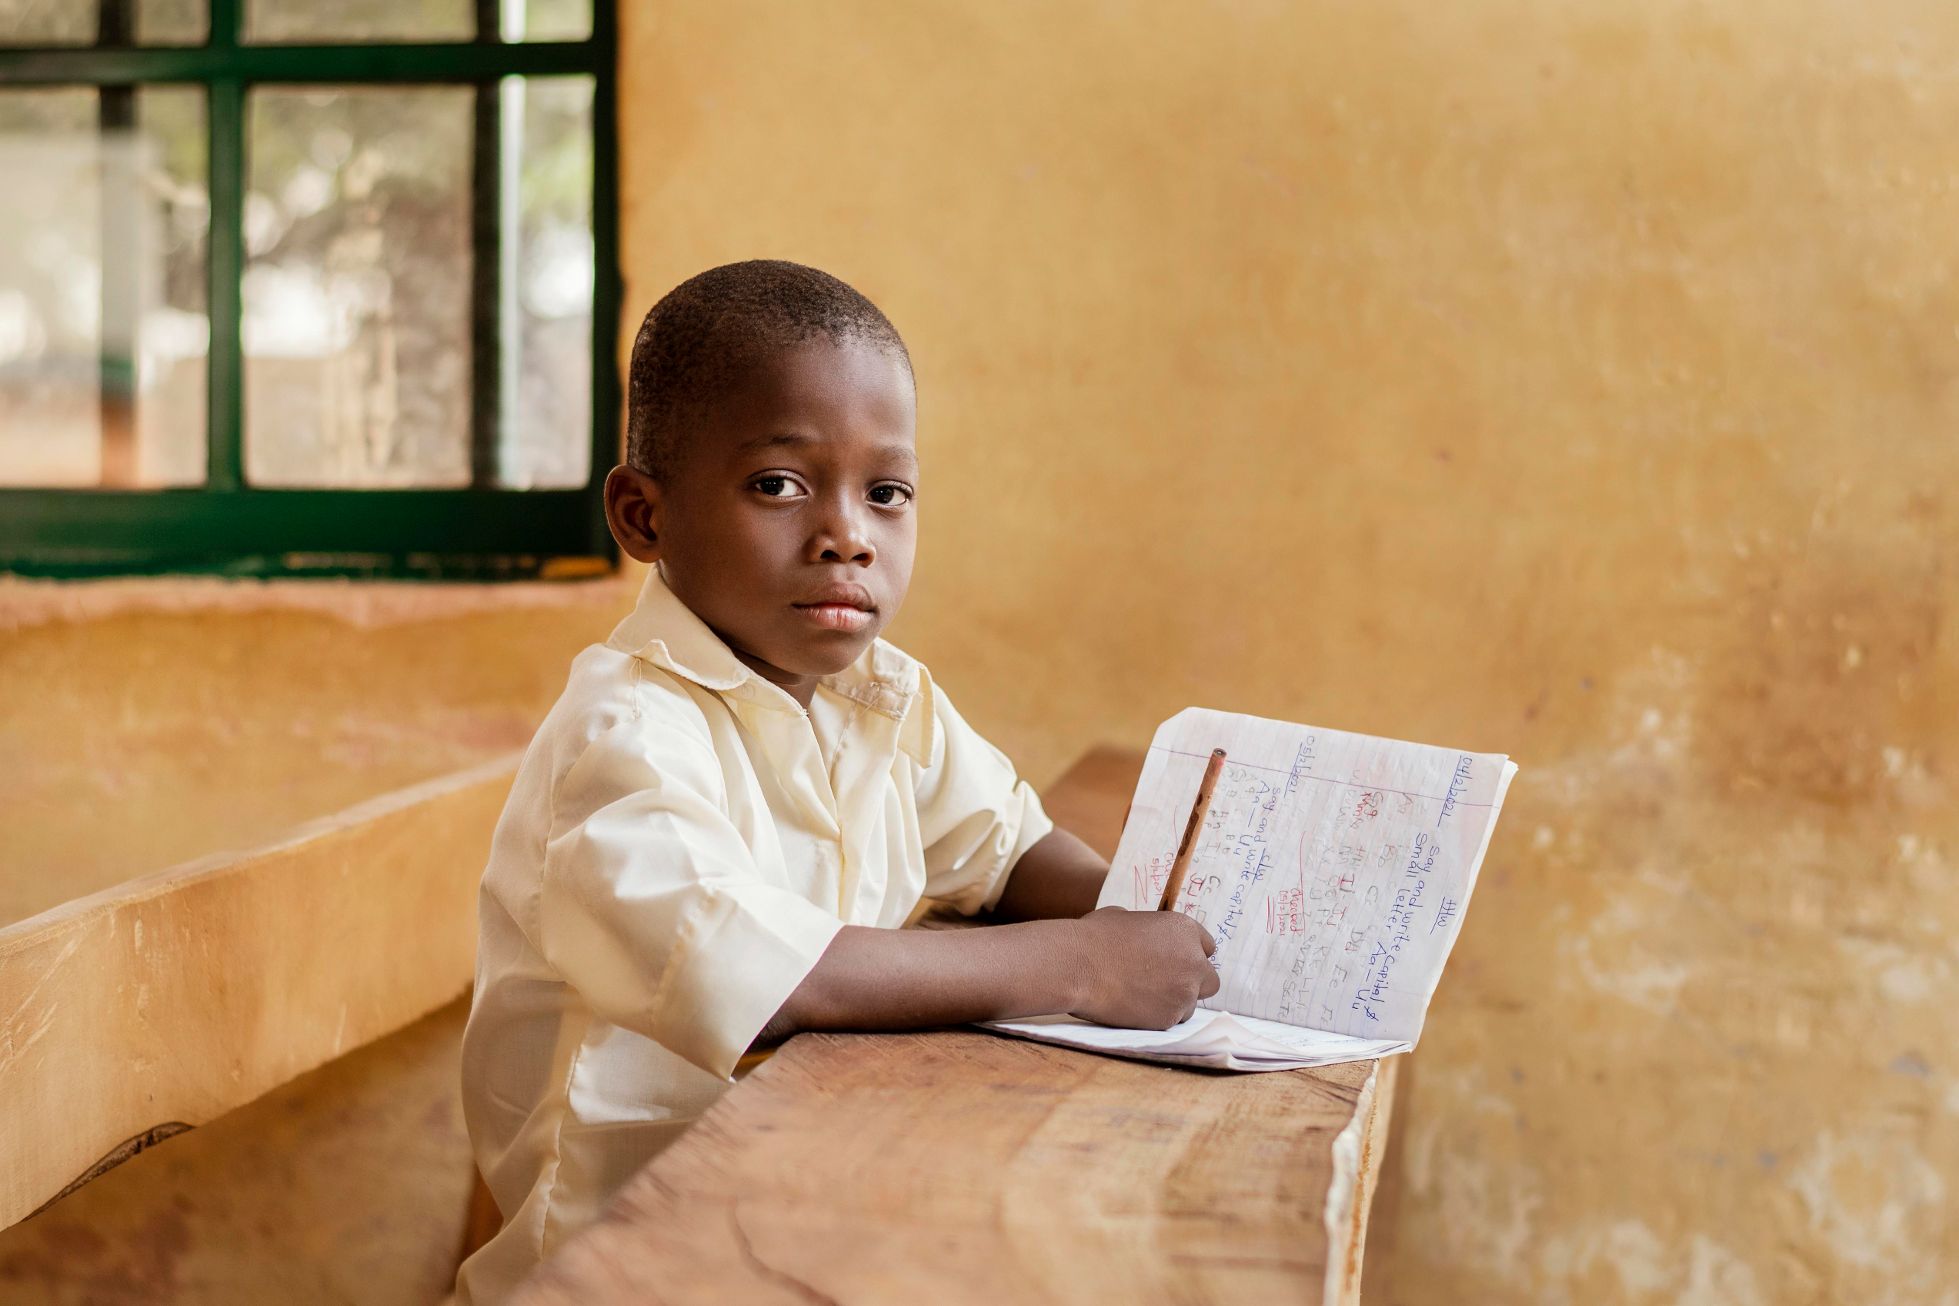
[
  {"left": 245, "top": 0, "right": 472, "bottom": 43},
  {"left": 506, "top": 0, "right": 589, "bottom": 42},
  {"left": 0, "top": 86, "right": 209, "bottom": 488},
  {"left": 132, "top": 86, "right": 209, "bottom": 483},
  {"left": 0, "top": 0, "right": 95, "bottom": 46},
  {"left": 502, "top": 74, "right": 592, "bottom": 489},
  {"left": 136, "top": 0, "right": 207, "bottom": 44},
  {"left": 0, "top": 0, "right": 207, "bottom": 45},
  {"left": 244, "top": 86, "right": 473, "bottom": 488}
]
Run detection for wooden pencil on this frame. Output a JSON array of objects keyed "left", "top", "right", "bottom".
[{"left": 1157, "top": 747, "right": 1226, "bottom": 911}]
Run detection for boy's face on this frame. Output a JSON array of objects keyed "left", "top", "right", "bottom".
[{"left": 605, "top": 338, "right": 919, "bottom": 704}]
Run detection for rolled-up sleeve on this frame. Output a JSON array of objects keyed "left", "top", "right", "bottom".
[
  {"left": 537, "top": 722, "right": 843, "bottom": 1081},
  {"left": 913, "top": 683, "right": 1055, "bottom": 916}
]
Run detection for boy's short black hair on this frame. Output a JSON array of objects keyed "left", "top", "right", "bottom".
[{"left": 625, "top": 260, "right": 912, "bottom": 479}]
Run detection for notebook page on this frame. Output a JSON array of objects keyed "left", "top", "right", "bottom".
[
  {"left": 981, "top": 1010, "right": 1408, "bottom": 1072},
  {"left": 1095, "top": 707, "right": 1517, "bottom": 1045}
]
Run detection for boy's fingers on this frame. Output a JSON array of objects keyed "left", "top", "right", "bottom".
[
  {"left": 1197, "top": 923, "right": 1217, "bottom": 955},
  {"left": 1200, "top": 968, "right": 1222, "bottom": 998}
]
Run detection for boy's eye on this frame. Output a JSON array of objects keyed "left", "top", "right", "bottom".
[
  {"left": 869, "top": 482, "right": 914, "bottom": 507},
  {"left": 752, "top": 475, "right": 804, "bottom": 498}
]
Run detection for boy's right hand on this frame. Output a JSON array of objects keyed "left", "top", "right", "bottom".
[{"left": 1068, "top": 906, "right": 1221, "bottom": 1029}]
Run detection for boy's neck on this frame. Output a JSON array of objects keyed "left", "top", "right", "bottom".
[{"left": 730, "top": 650, "right": 820, "bottom": 711}]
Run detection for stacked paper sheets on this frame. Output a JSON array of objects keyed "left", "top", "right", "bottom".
[{"left": 983, "top": 1010, "right": 1410, "bottom": 1073}]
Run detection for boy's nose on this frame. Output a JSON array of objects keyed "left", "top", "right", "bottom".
[{"left": 810, "top": 503, "right": 875, "bottom": 565}]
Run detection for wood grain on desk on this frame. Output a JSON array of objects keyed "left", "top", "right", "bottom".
[{"left": 511, "top": 744, "right": 1398, "bottom": 1306}]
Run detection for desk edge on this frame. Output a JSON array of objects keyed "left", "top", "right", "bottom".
[{"left": 1322, "top": 1053, "right": 1400, "bottom": 1306}]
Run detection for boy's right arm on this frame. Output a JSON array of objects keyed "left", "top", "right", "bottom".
[
  {"left": 755, "top": 907, "right": 1220, "bottom": 1046},
  {"left": 538, "top": 707, "right": 1217, "bottom": 1074}
]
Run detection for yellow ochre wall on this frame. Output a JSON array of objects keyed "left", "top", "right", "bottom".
[
  {"left": 1, "top": 2, "right": 1954, "bottom": 1302},
  {"left": 618, "top": 2, "right": 1956, "bottom": 1302}
]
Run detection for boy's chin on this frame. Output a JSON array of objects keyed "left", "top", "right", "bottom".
[{"left": 783, "top": 632, "right": 878, "bottom": 679}]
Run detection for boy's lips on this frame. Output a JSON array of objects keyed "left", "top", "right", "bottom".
[
  {"left": 793, "top": 583, "right": 876, "bottom": 633},
  {"left": 794, "top": 603, "right": 874, "bottom": 633}
]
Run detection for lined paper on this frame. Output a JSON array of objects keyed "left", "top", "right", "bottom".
[{"left": 1098, "top": 707, "right": 1516, "bottom": 1044}]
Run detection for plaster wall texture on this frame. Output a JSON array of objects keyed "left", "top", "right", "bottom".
[
  {"left": 0, "top": 2, "right": 1954, "bottom": 1301},
  {"left": 615, "top": 2, "right": 1957, "bottom": 1302}
]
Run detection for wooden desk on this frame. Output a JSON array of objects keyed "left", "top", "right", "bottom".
[{"left": 511, "top": 747, "right": 1399, "bottom": 1306}]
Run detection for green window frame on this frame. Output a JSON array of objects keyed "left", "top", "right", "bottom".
[{"left": 0, "top": 0, "right": 620, "bottom": 579}]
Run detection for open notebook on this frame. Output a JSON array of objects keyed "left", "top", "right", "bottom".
[{"left": 983, "top": 708, "right": 1518, "bottom": 1071}]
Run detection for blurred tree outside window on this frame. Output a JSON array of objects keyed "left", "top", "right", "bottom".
[{"left": 0, "top": 0, "right": 616, "bottom": 578}]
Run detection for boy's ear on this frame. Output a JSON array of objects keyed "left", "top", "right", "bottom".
[{"left": 603, "top": 465, "right": 664, "bottom": 564}]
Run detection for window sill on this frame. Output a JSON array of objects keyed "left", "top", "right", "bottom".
[{"left": 0, "top": 561, "right": 643, "bottom": 634}]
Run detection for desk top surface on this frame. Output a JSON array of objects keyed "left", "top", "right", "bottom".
[{"left": 510, "top": 746, "right": 1397, "bottom": 1306}]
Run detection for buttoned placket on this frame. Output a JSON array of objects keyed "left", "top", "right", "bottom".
[
  {"left": 820, "top": 678, "right": 916, "bottom": 922},
  {"left": 723, "top": 673, "right": 919, "bottom": 923},
  {"left": 710, "top": 681, "right": 843, "bottom": 908}
]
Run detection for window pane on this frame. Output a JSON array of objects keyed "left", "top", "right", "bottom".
[
  {"left": 506, "top": 0, "right": 590, "bottom": 42},
  {"left": 0, "top": 0, "right": 95, "bottom": 46},
  {"left": 133, "top": 86, "right": 209, "bottom": 484},
  {"left": 0, "top": 0, "right": 207, "bottom": 45},
  {"left": 136, "top": 0, "right": 207, "bottom": 44},
  {"left": 0, "top": 86, "right": 208, "bottom": 488},
  {"left": 0, "top": 90, "right": 95, "bottom": 482},
  {"left": 244, "top": 86, "right": 473, "bottom": 488},
  {"left": 244, "top": 0, "right": 472, "bottom": 44},
  {"left": 502, "top": 74, "right": 591, "bottom": 489}
]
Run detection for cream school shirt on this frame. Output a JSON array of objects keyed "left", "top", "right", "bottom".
[{"left": 455, "top": 565, "right": 1053, "bottom": 1304}]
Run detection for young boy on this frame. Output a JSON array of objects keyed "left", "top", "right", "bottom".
[{"left": 456, "top": 261, "right": 1218, "bottom": 1302}]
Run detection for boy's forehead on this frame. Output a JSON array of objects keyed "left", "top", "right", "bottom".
[
  {"left": 735, "top": 430, "right": 916, "bottom": 463},
  {"left": 705, "top": 339, "right": 916, "bottom": 459}
]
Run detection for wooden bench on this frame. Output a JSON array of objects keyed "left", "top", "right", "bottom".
[{"left": 0, "top": 755, "right": 517, "bottom": 1229}]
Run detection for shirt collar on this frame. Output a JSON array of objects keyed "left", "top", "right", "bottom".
[{"left": 606, "top": 564, "right": 938, "bottom": 767}]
